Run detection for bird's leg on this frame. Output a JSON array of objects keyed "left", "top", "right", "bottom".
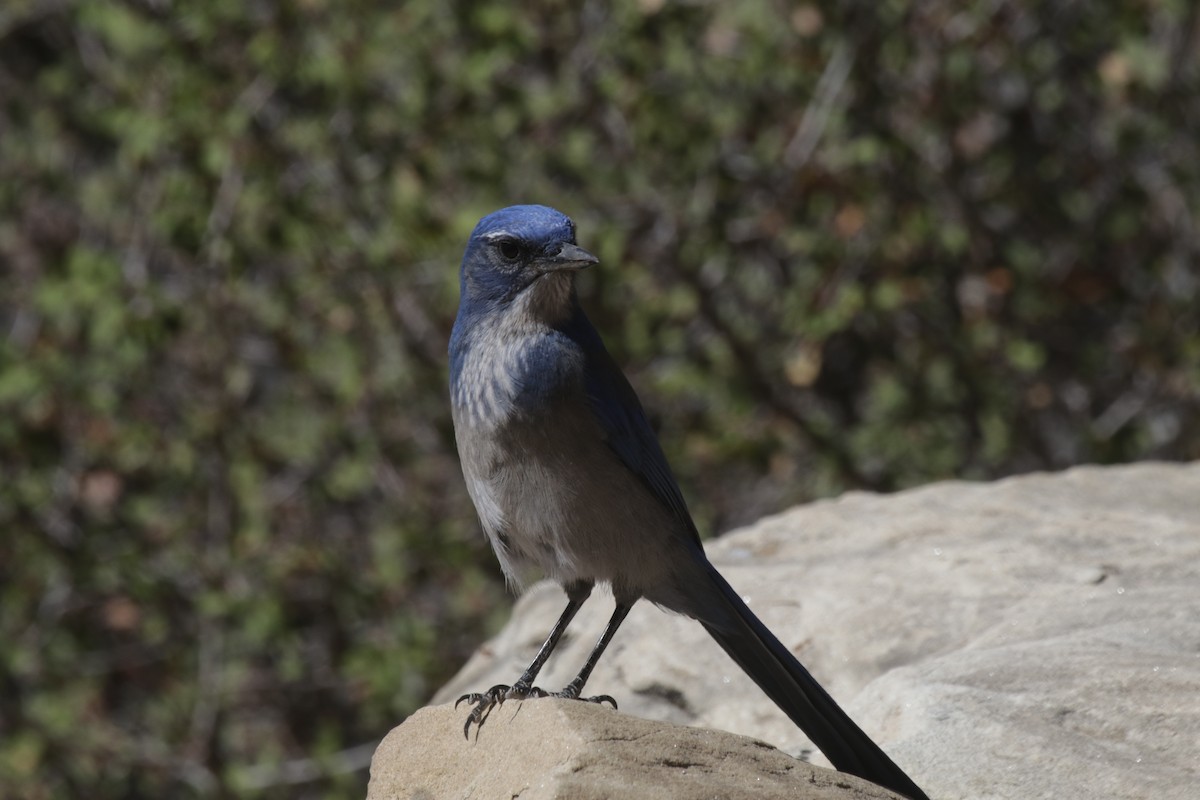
[
  {"left": 457, "top": 581, "right": 592, "bottom": 737},
  {"left": 545, "top": 600, "right": 632, "bottom": 708}
]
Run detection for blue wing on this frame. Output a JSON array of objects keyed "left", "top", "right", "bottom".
[{"left": 561, "top": 311, "right": 702, "bottom": 546}]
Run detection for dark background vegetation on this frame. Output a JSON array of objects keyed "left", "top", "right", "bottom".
[{"left": 2, "top": 0, "right": 1197, "bottom": 796}]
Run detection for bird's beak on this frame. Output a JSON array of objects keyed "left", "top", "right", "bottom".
[{"left": 538, "top": 243, "right": 599, "bottom": 272}]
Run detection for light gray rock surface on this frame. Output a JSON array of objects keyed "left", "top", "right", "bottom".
[
  {"left": 384, "top": 463, "right": 1199, "bottom": 799},
  {"left": 368, "top": 702, "right": 902, "bottom": 800}
]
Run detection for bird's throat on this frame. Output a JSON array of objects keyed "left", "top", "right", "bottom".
[{"left": 521, "top": 271, "right": 575, "bottom": 326}]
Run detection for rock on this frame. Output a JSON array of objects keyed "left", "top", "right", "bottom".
[
  {"left": 367, "top": 701, "right": 902, "bottom": 800},
  {"left": 387, "top": 463, "right": 1200, "bottom": 799}
]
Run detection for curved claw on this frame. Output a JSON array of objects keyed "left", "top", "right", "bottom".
[{"left": 589, "top": 694, "right": 618, "bottom": 709}]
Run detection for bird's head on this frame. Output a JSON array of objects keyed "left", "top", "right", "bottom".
[{"left": 457, "top": 205, "right": 598, "bottom": 322}]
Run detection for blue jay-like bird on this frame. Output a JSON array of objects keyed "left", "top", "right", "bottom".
[{"left": 449, "top": 205, "right": 928, "bottom": 800}]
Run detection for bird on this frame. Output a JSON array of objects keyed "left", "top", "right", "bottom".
[{"left": 448, "top": 204, "right": 929, "bottom": 800}]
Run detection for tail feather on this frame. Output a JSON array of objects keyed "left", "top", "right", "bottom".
[{"left": 687, "top": 563, "right": 929, "bottom": 800}]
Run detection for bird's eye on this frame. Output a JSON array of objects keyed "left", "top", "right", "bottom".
[{"left": 496, "top": 239, "right": 521, "bottom": 261}]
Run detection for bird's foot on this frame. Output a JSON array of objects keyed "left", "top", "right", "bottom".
[
  {"left": 456, "top": 683, "right": 546, "bottom": 737},
  {"left": 455, "top": 683, "right": 617, "bottom": 737},
  {"left": 546, "top": 683, "right": 618, "bottom": 709}
]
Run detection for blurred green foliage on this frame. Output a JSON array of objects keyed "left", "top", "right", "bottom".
[{"left": 1, "top": 0, "right": 1197, "bottom": 796}]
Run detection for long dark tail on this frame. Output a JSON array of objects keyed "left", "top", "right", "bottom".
[{"left": 683, "top": 562, "right": 929, "bottom": 800}]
